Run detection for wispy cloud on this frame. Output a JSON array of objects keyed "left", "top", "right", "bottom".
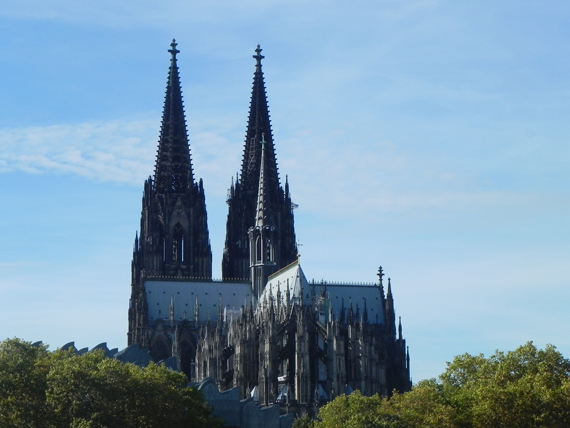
[
  {"left": 0, "top": 114, "right": 560, "bottom": 227},
  {"left": 0, "top": 120, "right": 159, "bottom": 184},
  {"left": 0, "top": 115, "right": 251, "bottom": 200}
]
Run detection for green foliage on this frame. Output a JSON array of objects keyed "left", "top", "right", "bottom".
[
  {"left": 315, "top": 386, "right": 454, "bottom": 428},
  {"left": 440, "top": 342, "right": 570, "bottom": 428},
  {"left": 0, "top": 338, "right": 223, "bottom": 428},
  {"left": 315, "top": 342, "right": 570, "bottom": 428},
  {"left": 4, "top": 338, "right": 568, "bottom": 428},
  {"left": 292, "top": 413, "right": 315, "bottom": 428},
  {"left": 316, "top": 391, "right": 386, "bottom": 428},
  {"left": 0, "top": 338, "right": 51, "bottom": 427},
  {"left": 376, "top": 380, "right": 456, "bottom": 428}
]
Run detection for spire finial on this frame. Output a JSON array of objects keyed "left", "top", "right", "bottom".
[
  {"left": 169, "top": 39, "right": 180, "bottom": 58},
  {"left": 377, "top": 266, "right": 384, "bottom": 285},
  {"left": 253, "top": 44, "right": 264, "bottom": 68}
]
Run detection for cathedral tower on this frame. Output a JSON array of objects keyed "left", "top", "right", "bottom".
[
  {"left": 128, "top": 40, "right": 212, "bottom": 347},
  {"left": 222, "top": 46, "right": 297, "bottom": 281}
]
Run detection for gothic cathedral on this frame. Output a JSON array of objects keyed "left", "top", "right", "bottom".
[{"left": 128, "top": 41, "right": 411, "bottom": 406}]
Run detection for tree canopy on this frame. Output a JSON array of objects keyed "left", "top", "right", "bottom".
[
  {"left": 311, "top": 342, "right": 570, "bottom": 428},
  {"left": 0, "top": 338, "right": 223, "bottom": 428}
]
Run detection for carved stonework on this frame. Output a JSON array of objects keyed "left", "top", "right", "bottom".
[{"left": 128, "top": 42, "right": 411, "bottom": 401}]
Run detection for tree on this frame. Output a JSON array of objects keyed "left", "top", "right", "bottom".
[
  {"left": 0, "top": 338, "right": 51, "bottom": 427},
  {"left": 315, "top": 384, "right": 454, "bottom": 428},
  {"left": 315, "top": 342, "right": 570, "bottom": 428},
  {"left": 292, "top": 413, "right": 315, "bottom": 428},
  {"left": 376, "top": 380, "right": 456, "bottom": 428},
  {"left": 0, "top": 339, "right": 223, "bottom": 428},
  {"left": 315, "top": 391, "right": 386, "bottom": 428},
  {"left": 440, "top": 342, "right": 570, "bottom": 428}
]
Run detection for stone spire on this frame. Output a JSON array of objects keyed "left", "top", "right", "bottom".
[
  {"left": 249, "top": 135, "right": 278, "bottom": 299},
  {"left": 154, "top": 39, "right": 195, "bottom": 195},
  {"left": 222, "top": 45, "right": 297, "bottom": 281},
  {"left": 385, "top": 278, "right": 396, "bottom": 340},
  {"left": 239, "top": 45, "right": 279, "bottom": 197},
  {"left": 255, "top": 135, "right": 271, "bottom": 228}
]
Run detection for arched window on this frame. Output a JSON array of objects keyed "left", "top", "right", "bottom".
[
  {"left": 256, "top": 236, "right": 262, "bottom": 262},
  {"left": 172, "top": 224, "right": 184, "bottom": 262},
  {"left": 179, "top": 339, "right": 195, "bottom": 380}
]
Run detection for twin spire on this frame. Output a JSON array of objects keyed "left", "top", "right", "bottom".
[
  {"left": 241, "top": 45, "right": 280, "bottom": 197},
  {"left": 151, "top": 40, "right": 296, "bottom": 282},
  {"left": 154, "top": 39, "right": 194, "bottom": 195},
  {"left": 154, "top": 40, "right": 274, "bottom": 199}
]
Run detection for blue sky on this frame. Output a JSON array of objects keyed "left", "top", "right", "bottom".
[{"left": 0, "top": 0, "right": 569, "bottom": 382}]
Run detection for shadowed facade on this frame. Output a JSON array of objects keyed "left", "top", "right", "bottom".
[{"left": 128, "top": 41, "right": 411, "bottom": 407}]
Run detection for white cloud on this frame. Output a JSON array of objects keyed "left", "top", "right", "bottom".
[
  {"left": 0, "top": 113, "right": 561, "bottom": 231},
  {"left": 0, "top": 116, "right": 248, "bottom": 202},
  {"left": 0, "top": 120, "right": 158, "bottom": 184}
]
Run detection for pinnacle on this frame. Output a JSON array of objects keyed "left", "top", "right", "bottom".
[
  {"left": 253, "top": 44, "right": 264, "bottom": 68},
  {"left": 169, "top": 39, "right": 180, "bottom": 58}
]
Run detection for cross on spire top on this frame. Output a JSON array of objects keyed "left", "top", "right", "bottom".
[
  {"left": 169, "top": 39, "right": 180, "bottom": 58},
  {"left": 377, "top": 266, "right": 385, "bottom": 283},
  {"left": 253, "top": 45, "right": 264, "bottom": 67}
]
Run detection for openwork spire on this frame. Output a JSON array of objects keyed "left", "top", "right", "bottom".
[
  {"left": 240, "top": 45, "right": 280, "bottom": 195},
  {"left": 222, "top": 46, "right": 297, "bottom": 282},
  {"left": 154, "top": 39, "right": 195, "bottom": 195}
]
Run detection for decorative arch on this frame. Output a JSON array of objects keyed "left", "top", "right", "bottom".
[
  {"left": 256, "top": 235, "right": 262, "bottom": 262},
  {"left": 178, "top": 337, "right": 196, "bottom": 380},
  {"left": 149, "top": 335, "right": 171, "bottom": 362}
]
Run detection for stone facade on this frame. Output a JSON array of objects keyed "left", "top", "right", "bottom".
[{"left": 128, "top": 40, "right": 411, "bottom": 409}]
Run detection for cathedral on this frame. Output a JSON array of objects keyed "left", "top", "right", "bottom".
[{"left": 128, "top": 40, "right": 411, "bottom": 406}]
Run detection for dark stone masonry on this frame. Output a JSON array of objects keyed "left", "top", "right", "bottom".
[{"left": 127, "top": 40, "right": 411, "bottom": 421}]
